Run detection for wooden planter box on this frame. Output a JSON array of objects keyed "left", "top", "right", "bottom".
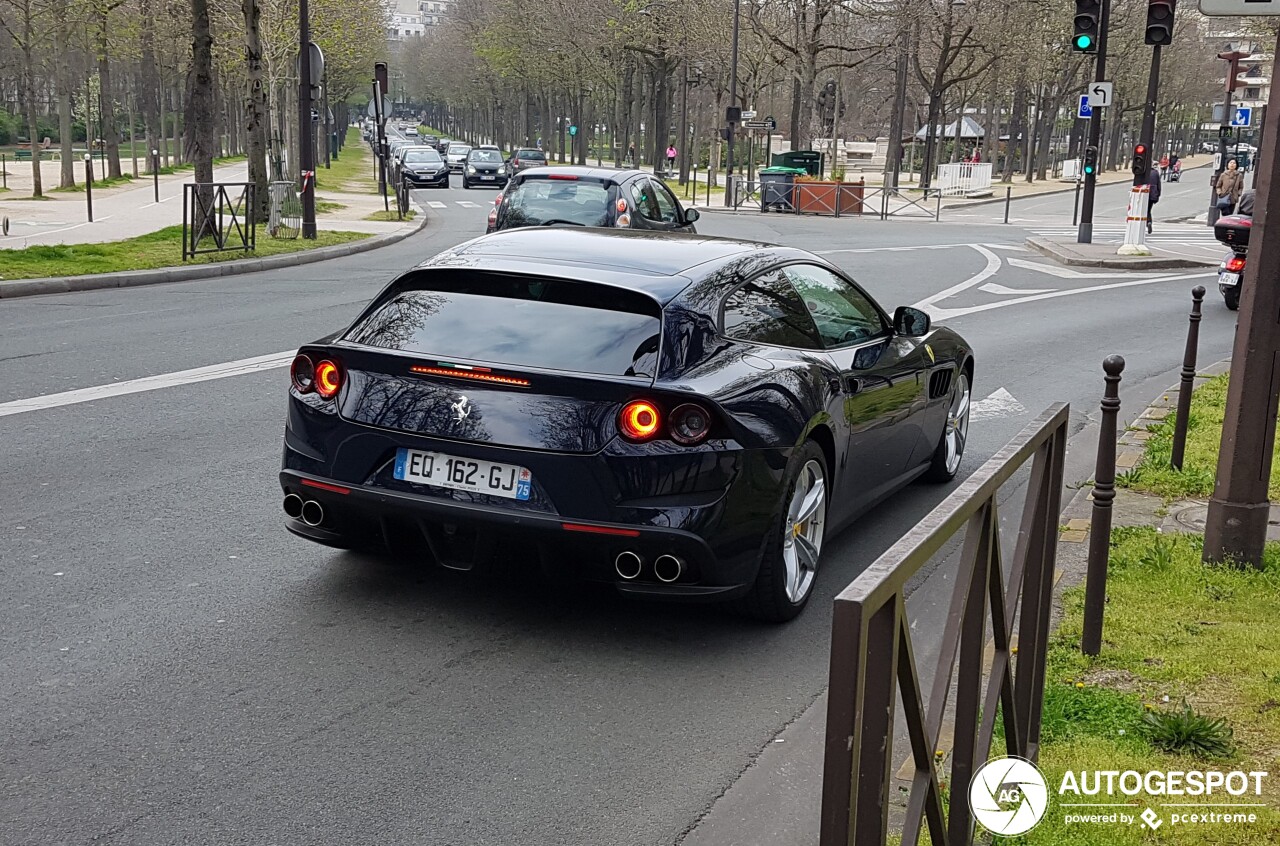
[
  {"left": 837, "top": 182, "right": 866, "bottom": 215},
  {"left": 794, "top": 182, "right": 839, "bottom": 215}
]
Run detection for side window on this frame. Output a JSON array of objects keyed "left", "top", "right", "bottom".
[
  {"left": 629, "top": 181, "right": 663, "bottom": 222},
  {"left": 647, "top": 179, "right": 680, "bottom": 223},
  {"left": 721, "top": 272, "right": 823, "bottom": 349},
  {"left": 783, "top": 264, "right": 888, "bottom": 349}
]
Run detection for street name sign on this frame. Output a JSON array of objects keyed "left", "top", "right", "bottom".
[
  {"left": 1088, "top": 81, "right": 1114, "bottom": 107},
  {"left": 743, "top": 119, "right": 777, "bottom": 131},
  {"left": 1199, "top": 0, "right": 1280, "bottom": 14},
  {"left": 1078, "top": 96, "right": 1093, "bottom": 119},
  {"left": 1232, "top": 106, "right": 1253, "bottom": 127},
  {"left": 741, "top": 110, "right": 757, "bottom": 120}
]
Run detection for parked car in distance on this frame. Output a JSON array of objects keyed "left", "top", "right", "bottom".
[
  {"left": 445, "top": 142, "right": 473, "bottom": 172},
  {"left": 488, "top": 167, "right": 698, "bottom": 234},
  {"left": 508, "top": 148, "right": 548, "bottom": 174},
  {"left": 398, "top": 147, "right": 450, "bottom": 189},
  {"left": 462, "top": 148, "right": 508, "bottom": 188}
]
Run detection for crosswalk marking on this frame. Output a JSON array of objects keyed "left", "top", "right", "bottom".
[
  {"left": 456, "top": 201, "right": 480, "bottom": 208},
  {"left": 1029, "top": 224, "right": 1219, "bottom": 246},
  {"left": 426, "top": 201, "right": 446, "bottom": 209}
]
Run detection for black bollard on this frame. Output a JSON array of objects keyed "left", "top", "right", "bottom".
[
  {"left": 1171, "top": 286, "right": 1206, "bottom": 470},
  {"left": 1082, "top": 355, "right": 1125, "bottom": 657},
  {"left": 84, "top": 155, "right": 94, "bottom": 223}
]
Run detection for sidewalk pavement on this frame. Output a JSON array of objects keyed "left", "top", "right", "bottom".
[
  {"left": 680, "top": 361, "right": 1232, "bottom": 846},
  {"left": 0, "top": 160, "right": 404, "bottom": 249}
]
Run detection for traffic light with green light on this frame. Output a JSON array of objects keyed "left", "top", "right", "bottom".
[
  {"left": 1083, "top": 146, "right": 1098, "bottom": 176},
  {"left": 1074, "top": 0, "right": 1101, "bottom": 53}
]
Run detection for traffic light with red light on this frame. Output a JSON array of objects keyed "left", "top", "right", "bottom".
[
  {"left": 1132, "top": 144, "right": 1150, "bottom": 176},
  {"left": 1145, "top": 0, "right": 1177, "bottom": 46},
  {"left": 1083, "top": 146, "right": 1099, "bottom": 176},
  {"left": 1074, "top": 0, "right": 1102, "bottom": 53}
]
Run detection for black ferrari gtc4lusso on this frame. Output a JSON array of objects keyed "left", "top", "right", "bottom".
[{"left": 279, "top": 228, "right": 973, "bottom": 621}]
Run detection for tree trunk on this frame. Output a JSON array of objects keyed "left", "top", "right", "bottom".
[
  {"left": 186, "top": 0, "right": 216, "bottom": 238},
  {"left": 243, "top": 0, "right": 270, "bottom": 222},
  {"left": 20, "top": 30, "right": 42, "bottom": 196},
  {"left": 98, "top": 8, "right": 122, "bottom": 179},
  {"left": 1002, "top": 82, "right": 1027, "bottom": 183},
  {"left": 54, "top": 10, "right": 76, "bottom": 188},
  {"left": 919, "top": 89, "right": 942, "bottom": 189}
]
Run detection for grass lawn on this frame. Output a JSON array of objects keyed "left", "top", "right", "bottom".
[
  {"left": 0, "top": 224, "right": 368, "bottom": 281},
  {"left": 314, "top": 198, "right": 347, "bottom": 215},
  {"left": 51, "top": 173, "right": 137, "bottom": 193},
  {"left": 363, "top": 209, "right": 416, "bottom": 222},
  {"left": 318, "top": 128, "right": 378, "bottom": 195},
  {"left": 993, "top": 527, "right": 1280, "bottom": 844},
  {"left": 1118, "top": 374, "right": 1280, "bottom": 500}
]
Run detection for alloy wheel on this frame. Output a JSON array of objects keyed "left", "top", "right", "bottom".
[
  {"left": 945, "top": 373, "right": 971, "bottom": 475},
  {"left": 782, "top": 460, "right": 826, "bottom": 604}
]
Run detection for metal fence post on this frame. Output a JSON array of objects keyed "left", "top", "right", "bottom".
[
  {"left": 1171, "top": 286, "right": 1206, "bottom": 470},
  {"left": 2, "top": 153, "right": 7, "bottom": 190},
  {"left": 934, "top": 190, "right": 941, "bottom": 221},
  {"left": 152, "top": 149, "right": 160, "bottom": 203},
  {"left": 84, "top": 154, "right": 94, "bottom": 223},
  {"left": 1004, "top": 185, "right": 1012, "bottom": 224},
  {"left": 1082, "top": 355, "right": 1124, "bottom": 656}
]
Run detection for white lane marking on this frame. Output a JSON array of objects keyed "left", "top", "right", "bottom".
[
  {"left": 913, "top": 244, "right": 1002, "bottom": 311},
  {"left": 456, "top": 201, "right": 480, "bottom": 208},
  {"left": 979, "top": 282, "right": 1055, "bottom": 295},
  {"left": 970, "top": 387, "right": 1027, "bottom": 421},
  {"left": 1005, "top": 257, "right": 1145, "bottom": 279},
  {"left": 927, "top": 270, "right": 1213, "bottom": 320},
  {"left": 426, "top": 201, "right": 447, "bottom": 209},
  {"left": 0, "top": 350, "right": 292, "bottom": 418},
  {"left": 980, "top": 244, "right": 1029, "bottom": 252},
  {"left": 818, "top": 243, "right": 974, "bottom": 255}
]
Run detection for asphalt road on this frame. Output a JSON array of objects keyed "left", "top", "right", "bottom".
[{"left": 0, "top": 184, "right": 1235, "bottom": 845}]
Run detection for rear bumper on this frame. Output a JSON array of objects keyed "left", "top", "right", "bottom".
[{"left": 279, "top": 468, "right": 751, "bottom": 600}]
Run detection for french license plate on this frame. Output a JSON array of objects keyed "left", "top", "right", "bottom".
[
  {"left": 393, "top": 448, "right": 531, "bottom": 501},
  {"left": 481, "top": 175, "right": 495, "bottom": 180},
  {"left": 1219, "top": 272, "right": 1240, "bottom": 287}
]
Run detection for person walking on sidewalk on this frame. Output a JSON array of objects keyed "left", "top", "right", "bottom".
[
  {"left": 1215, "top": 159, "right": 1245, "bottom": 214},
  {"left": 1146, "top": 165, "right": 1162, "bottom": 235},
  {"left": 666, "top": 143, "right": 677, "bottom": 171}
]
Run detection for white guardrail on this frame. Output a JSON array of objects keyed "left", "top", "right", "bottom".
[{"left": 934, "top": 162, "right": 993, "bottom": 196}]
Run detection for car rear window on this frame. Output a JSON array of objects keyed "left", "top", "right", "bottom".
[
  {"left": 448, "top": 144, "right": 471, "bottom": 154},
  {"left": 501, "top": 178, "right": 612, "bottom": 227},
  {"left": 516, "top": 150, "right": 546, "bottom": 160},
  {"left": 345, "top": 271, "right": 661, "bottom": 377}
]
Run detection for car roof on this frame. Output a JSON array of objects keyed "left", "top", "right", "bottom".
[
  {"left": 416, "top": 228, "right": 783, "bottom": 303},
  {"left": 513, "top": 165, "right": 647, "bottom": 183}
]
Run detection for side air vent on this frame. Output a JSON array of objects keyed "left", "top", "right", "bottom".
[{"left": 929, "top": 369, "right": 954, "bottom": 400}]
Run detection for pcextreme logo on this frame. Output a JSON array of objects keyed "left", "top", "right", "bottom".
[{"left": 968, "top": 758, "right": 1270, "bottom": 836}]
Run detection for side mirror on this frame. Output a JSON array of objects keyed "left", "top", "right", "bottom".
[
  {"left": 684, "top": 207, "right": 701, "bottom": 224},
  {"left": 893, "top": 306, "right": 931, "bottom": 337}
]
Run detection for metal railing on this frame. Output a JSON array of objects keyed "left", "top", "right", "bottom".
[
  {"left": 182, "top": 182, "right": 256, "bottom": 260},
  {"left": 935, "top": 162, "right": 994, "bottom": 196},
  {"left": 819, "top": 403, "right": 1069, "bottom": 846}
]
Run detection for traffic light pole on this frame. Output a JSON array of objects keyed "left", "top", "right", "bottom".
[
  {"left": 1076, "top": 0, "right": 1110, "bottom": 244},
  {"left": 1209, "top": 52, "right": 1247, "bottom": 227},
  {"left": 1203, "top": 27, "right": 1280, "bottom": 570}
]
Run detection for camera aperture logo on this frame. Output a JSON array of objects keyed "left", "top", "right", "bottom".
[{"left": 969, "top": 757, "right": 1050, "bottom": 836}]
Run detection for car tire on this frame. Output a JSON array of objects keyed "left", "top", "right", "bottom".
[
  {"left": 735, "top": 440, "right": 828, "bottom": 623},
  {"left": 463, "top": 180, "right": 471, "bottom": 189},
  {"left": 1224, "top": 287, "right": 1240, "bottom": 311},
  {"left": 924, "top": 368, "right": 971, "bottom": 483}
]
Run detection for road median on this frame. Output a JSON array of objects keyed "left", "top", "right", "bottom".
[
  {"left": 1026, "top": 235, "right": 1218, "bottom": 270},
  {"left": 0, "top": 214, "right": 427, "bottom": 299}
]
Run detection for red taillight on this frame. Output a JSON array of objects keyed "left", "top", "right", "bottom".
[
  {"left": 548, "top": 174, "right": 579, "bottom": 180},
  {"left": 619, "top": 400, "right": 661, "bottom": 441},
  {"left": 561, "top": 522, "right": 641, "bottom": 537},
  {"left": 314, "top": 359, "right": 343, "bottom": 399},
  {"left": 291, "top": 354, "right": 314, "bottom": 393},
  {"left": 615, "top": 198, "right": 628, "bottom": 213},
  {"left": 1226, "top": 255, "right": 1246, "bottom": 272},
  {"left": 669, "top": 403, "right": 712, "bottom": 445}
]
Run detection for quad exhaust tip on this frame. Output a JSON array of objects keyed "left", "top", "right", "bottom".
[
  {"left": 615, "top": 551, "right": 643, "bottom": 580},
  {"left": 654, "top": 554, "right": 684, "bottom": 584},
  {"left": 300, "top": 500, "right": 325, "bottom": 527},
  {"left": 283, "top": 493, "right": 304, "bottom": 519}
]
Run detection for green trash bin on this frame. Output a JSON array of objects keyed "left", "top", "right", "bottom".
[{"left": 771, "top": 151, "right": 823, "bottom": 177}]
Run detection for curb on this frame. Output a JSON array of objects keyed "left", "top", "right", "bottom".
[
  {"left": 0, "top": 213, "right": 428, "bottom": 300},
  {"left": 1024, "top": 236, "right": 1218, "bottom": 270}
]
